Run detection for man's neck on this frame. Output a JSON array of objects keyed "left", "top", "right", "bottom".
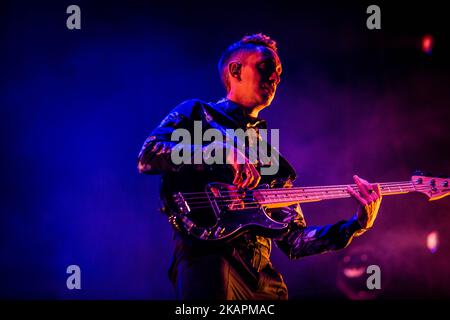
[{"left": 226, "top": 93, "right": 264, "bottom": 118}]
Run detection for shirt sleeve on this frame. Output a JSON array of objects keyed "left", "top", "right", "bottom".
[
  {"left": 274, "top": 204, "right": 364, "bottom": 260},
  {"left": 137, "top": 99, "right": 203, "bottom": 174}
]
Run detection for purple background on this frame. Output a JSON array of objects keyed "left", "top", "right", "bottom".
[{"left": 1, "top": 0, "right": 449, "bottom": 299}]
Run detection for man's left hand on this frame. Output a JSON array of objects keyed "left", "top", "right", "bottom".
[{"left": 346, "top": 175, "right": 382, "bottom": 232}]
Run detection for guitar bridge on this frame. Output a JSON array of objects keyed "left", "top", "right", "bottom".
[{"left": 173, "top": 192, "right": 190, "bottom": 215}]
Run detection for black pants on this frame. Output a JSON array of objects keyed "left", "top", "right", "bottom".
[{"left": 169, "top": 240, "right": 288, "bottom": 300}]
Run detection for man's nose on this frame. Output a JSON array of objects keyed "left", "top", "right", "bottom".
[{"left": 269, "top": 71, "right": 280, "bottom": 85}]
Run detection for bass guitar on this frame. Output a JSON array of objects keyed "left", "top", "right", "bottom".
[{"left": 167, "top": 172, "right": 449, "bottom": 241}]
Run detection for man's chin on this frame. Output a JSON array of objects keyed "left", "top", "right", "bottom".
[
  {"left": 251, "top": 94, "right": 275, "bottom": 110},
  {"left": 261, "top": 95, "right": 275, "bottom": 107}
]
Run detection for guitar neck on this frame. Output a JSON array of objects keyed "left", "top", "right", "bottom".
[{"left": 253, "top": 181, "right": 415, "bottom": 207}]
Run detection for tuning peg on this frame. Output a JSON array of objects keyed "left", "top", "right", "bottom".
[{"left": 412, "top": 170, "right": 424, "bottom": 176}]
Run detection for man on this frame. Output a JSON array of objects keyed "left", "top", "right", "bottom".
[{"left": 137, "top": 33, "right": 382, "bottom": 300}]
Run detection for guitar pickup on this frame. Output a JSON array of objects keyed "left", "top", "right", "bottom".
[
  {"left": 199, "top": 229, "right": 212, "bottom": 240},
  {"left": 214, "top": 227, "right": 225, "bottom": 238}
]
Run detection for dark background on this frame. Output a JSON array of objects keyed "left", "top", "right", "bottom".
[{"left": 1, "top": 0, "right": 449, "bottom": 299}]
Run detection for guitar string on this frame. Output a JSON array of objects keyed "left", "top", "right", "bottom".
[
  {"left": 181, "top": 182, "right": 413, "bottom": 200},
  {"left": 180, "top": 181, "right": 415, "bottom": 197},
  {"left": 182, "top": 183, "right": 418, "bottom": 207},
  {"left": 179, "top": 182, "right": 416, "bottom": 203},
  {"left": 184, "top": 194, "right": 427, "bottom": 211},
  {"left": 182, "top": 184, "right": 415, "bottom": 206},
  {"left": 180, "top": 182, "right": 416, "bottom": 200},
  {"left": 183, "top": 188, "right": 422, "bottom": 209},
  {"left": 183, "top": 185, "right": 432, "bottom": 210}
]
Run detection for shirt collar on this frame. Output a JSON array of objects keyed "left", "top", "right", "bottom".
[{"left": 216, "top": 98, "right": 267, "bottom": 129}]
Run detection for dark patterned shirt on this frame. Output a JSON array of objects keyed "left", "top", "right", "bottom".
[{"left": 138, "top": 98, "right": 364, "bottom": 278}]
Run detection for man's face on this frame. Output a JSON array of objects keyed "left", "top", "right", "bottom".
[{"left": 235, "top": 47, "right": 282, "bottom": 108}]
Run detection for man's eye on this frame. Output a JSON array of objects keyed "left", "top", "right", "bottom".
[{"left": 259, "top": 63, "right": 274, "bottom": 74}]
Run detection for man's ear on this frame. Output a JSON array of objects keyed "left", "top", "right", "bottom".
[{"left": 228, "top": 62, "right": 242, "bottom": 81}]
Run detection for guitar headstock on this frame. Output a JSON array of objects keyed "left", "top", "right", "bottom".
[{"left": 411, "top": 171, "right": 450, "bottom": 201}]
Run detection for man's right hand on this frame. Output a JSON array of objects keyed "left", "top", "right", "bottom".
[
  {"left": 203, "top": 141, "right": 261, "bottom": 189},
  {"left": 226, "top": 144, "right": 261, "bottom": 189}
]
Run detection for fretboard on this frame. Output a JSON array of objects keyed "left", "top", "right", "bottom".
[{"left": 253, "top": 181, "right": 415, "bottom": 206}]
